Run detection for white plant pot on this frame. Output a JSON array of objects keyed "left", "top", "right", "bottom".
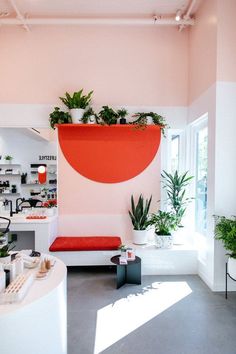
[
  {"left": 228, "top": 257, "right": 236, "bottom": 279},
  {"left": 154, "top": 234, "right": 173, "bottom": 249},
  {"left": 146, "top": 116, "right": 153, "bottom": 125},
  {"left": 70, "top": 108, "right": 85, "bottom": 124},
  {"left": 132, "top": 230, "right": 148, "bottom": 245},
  {"left": 0, "top": 255, "right": 11, "bottom": 264},
  {"left": 87, "top": 115, "right": 96, "bottom": 124}
]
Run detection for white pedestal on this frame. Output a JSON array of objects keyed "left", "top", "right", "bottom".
[{"left": 0, "top": 256, "right": 67, "bottom": 354}]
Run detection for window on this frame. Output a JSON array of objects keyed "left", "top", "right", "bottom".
[
  {"left": 170, "top": 134, "right": 180, "bottom": 173},
  {"left": 194, "top": 121, "right": 208, "bottom": 234}
]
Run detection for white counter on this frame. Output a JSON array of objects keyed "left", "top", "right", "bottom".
[
  {"left": 0, "top": 256, "right": 67, "bottom": 354},
  {"left": 0, "top": 214, "right": 58, "bottom": 254}
]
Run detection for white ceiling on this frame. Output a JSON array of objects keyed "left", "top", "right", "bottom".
[{"left": 0, "top": 0, "right": 201, "bottom": 18}]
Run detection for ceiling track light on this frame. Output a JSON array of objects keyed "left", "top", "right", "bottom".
[{"left": 175, "top": 10, "right": 182, "bottom": 22}]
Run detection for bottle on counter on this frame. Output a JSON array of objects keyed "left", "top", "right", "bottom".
[{"left": 0, "top": 264, "right": 6, "bottom": 292}]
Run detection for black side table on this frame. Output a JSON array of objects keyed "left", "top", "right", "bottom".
[{"left": 110, "top": 255, "right": 141, "bottom": 289}]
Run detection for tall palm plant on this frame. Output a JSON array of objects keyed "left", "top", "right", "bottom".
[{"left": 161, "top": 170, "right": 193, "bottom": 227}]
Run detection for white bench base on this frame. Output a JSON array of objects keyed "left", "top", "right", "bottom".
[{"left": 50, "top": 242, "right": 198, "bottom": 275}]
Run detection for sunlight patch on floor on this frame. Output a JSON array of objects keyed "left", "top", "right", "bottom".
[{"left": 94, "top": 281, "right": 192, "bottom": 354}]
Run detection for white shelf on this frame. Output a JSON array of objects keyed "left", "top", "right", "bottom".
[{"left": 0, "top": 174, "right": 21, "bottom": 176}]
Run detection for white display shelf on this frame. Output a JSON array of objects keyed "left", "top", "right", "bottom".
[
  {"left": 0, "top": 174, "right": 21, "bottom": 176},
  {"left": 0, "top": 164, "right": 21, "bottom": 166}
]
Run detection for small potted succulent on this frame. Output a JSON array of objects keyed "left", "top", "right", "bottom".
[
  {"left": 119, "top": 244, "right": 128, "bottom": 258},
  {"left": 81, "top": 108, "right": 97, "bottom": 124},
  {"left": 49, "top": 107, "right": 72, "bottom": 129},
  {"left": 117, "top": 108, "right": 128, "bottom": 124},
  {"left": 129, "top": 194, "right": 152, "bottom": 245},
  {"left": 59, "top": 89, "right": 93, "bottom": 123},
  {"left": 149, "top": 210, "right": 177, "bottom": 248},
  {"left": 0, "top": 242, "right": 15, "bottom": 263},
  {"left": 11, "top": 184, "right": 17, "bottom": 193},
  {"left": 214, "top": 215, "right": 236, "bottom": 279},
  {"left": 4, "top": 155, "right": 13, "bottom": 164}
]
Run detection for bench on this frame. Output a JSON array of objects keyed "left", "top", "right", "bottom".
[{"left": 49, "top": 236, "right": 122, "bottom": 266}]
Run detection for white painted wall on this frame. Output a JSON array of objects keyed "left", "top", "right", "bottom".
[{"left": 214, "top": 81, "right": 236, "bottom": 290}]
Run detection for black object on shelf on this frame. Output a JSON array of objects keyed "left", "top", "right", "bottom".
[
  {"left": 225, "top": 262, "right": 236, "bottom": 299},
  {"left": 30, "top": 164, "right": 46, "bottom": 168},
  {"left": 4, "top": 269, "right": 10, "bottom": 287},
  {"left": 119, "top": 118, "right": 127, "bottom": 124}
]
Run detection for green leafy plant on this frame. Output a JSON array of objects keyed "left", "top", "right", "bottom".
[
  {"left": 98, "top": 106, "right": 119, "bottom": 125},
  {"left": 49, "top": 107, "right": 72, "bottom": 129},
  {"left": 161, "top": 170, "right": 194, "bottom": 227},
  {"left": 117, "top": 108, "right": 128, "bottom": 119},
  {"left": 129, "top": 195, "right": 152, "bottom": 230},
  {"left": 214, "top": 215, "right": 236, "bottom": 259},
  {"left": 0, "top": 242, "right": 15, "bottom": 258},
  {"left": 59, "top": 89, "right": 93, "bottom": 109},
  {"left": 81, "top": 108, "right": 98, "bottom": 124},
  {"left": 131, "top": 112, "right": 168, "bottom": 136},
  {"left": 119, "top": 244, "right": 128, "bottom": 252},
  {"left": 149, "top": 210, "right": 177, "bottom": 235},
  {"left": 4, "top": 155, "right": 13, "bottom": 161}
]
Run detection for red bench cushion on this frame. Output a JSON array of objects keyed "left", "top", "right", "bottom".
[{"left": 49, "top": 236, "right": 122, "bottom": 252}]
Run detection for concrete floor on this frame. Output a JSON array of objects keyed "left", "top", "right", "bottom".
[{"left": 67, "top": 267, "right": 236, "bottom": 354}]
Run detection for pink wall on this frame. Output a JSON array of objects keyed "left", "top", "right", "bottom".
[
  {"left": 188, "top": 0, "right": 217, "bottom": 104},
  {"left": 0, "top": 26, "right": 188, "bottom": 106},
  {"left": 217, "top": 0, "right": 236, "bottom": 82}
]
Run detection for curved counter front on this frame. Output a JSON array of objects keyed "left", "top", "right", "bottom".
[{"left": 0, "top": 256, "right": 67, "bottom": 354}]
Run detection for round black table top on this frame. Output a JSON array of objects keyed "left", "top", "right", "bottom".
[{"left": 110, "top": 255, "right": 141, "bottom": 266}]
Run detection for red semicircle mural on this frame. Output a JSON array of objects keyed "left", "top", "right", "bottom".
[{"left": 58, "top": 125, "right": 161, "bottom": 183}]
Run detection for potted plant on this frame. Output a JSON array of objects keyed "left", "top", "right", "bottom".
[
  {"left": 131, "top": 112, "right": 168, "bottom": 136},
  {"left": 117, "top": 108, "right": 128, "bottom": 124},
  {"left": 4, "top": 155, "right": 13, "bottom": 164},
  {"left": 128, "top": 194, "right": 152, "bottom": 245},
  {"left": 149, "top": 210, "right": 177, "bottom": 248},
  {"left": 0, "top": 242, "right": 15, "bottom": 263},
  {"left": 214, "top": 215, "right": 236, "bottom": 279},
  {"left": 161, "top": 170, "right": 194, "bottom": 244},
  {"left": 119, "top": 244, "right": 128, "bottom": 258},
  {"left": 81, "top": 108, "right": 97, "bottom": 124},
  {"left": 59, "top": 89, "right": 93, "bottom": 123},
  {"left": 49, "top": 107, "right": 72, "bottom": 129},
  {"left": 98, "top": 106, "right": 118, "bottom": 125}
]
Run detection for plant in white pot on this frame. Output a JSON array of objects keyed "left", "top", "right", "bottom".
[
  {"left": 129, "top": 194, "right": 152, "bottom": 245},
  {"left": 0, "top": 242, "right": 15, "bottom": 264},
  {"left": 4, "top": 155, "right": 13, "bottom": 164},
  {"left": 214, "top": 215, "right": 236, "bottom": 279},
  {"left": 59, "top": 89, "right": 93, "bottom": 124},
  {"left": 161, "top": 170, "right": 194, "bottom": 244},
  {"left": 149, "top": 210, "right": 177, "bottom": 248}
]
